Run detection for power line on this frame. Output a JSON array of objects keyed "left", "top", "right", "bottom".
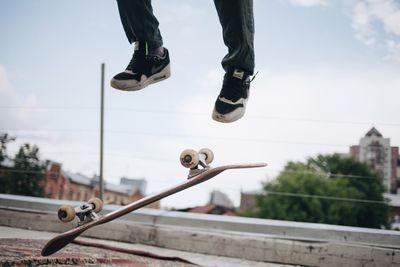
[
  {"left": 0, "top": 128, "right": 96, "bottom": 133},
  {"left": 0, "top": 169, "right": 390, "bottom": 205},
  {"left": 0, "top": 165, "right": 382, "bottom": 183},
  {"left": 0, "top": 171, "right": 390, "bottom": 206},
  {"left": 0, "top": 169, "right": 47, "bottom": 175},
  {"left": 0, "top": 128, "right": 349, "bottom": 148},
  {"left": 250, "top": 115, "right": 400, "bottom": 127},
  {"left": 0, "top": 146, "right": 381, "bottom": 181},
  {"left": 1, "top": 161, "right": 380, "bottom": 181},
  {"left": 0, "top": 105, "right": 399, "bottom": 127},
  {"left": 264, "top": 191, "right": 388, "bottom": 205},
  {"left": 269, "top": 169, "right": 378, "bottom": 180},
  {"left": 0, "top": 168, "right": 247, "bottom": 194},
  {"left": 0, "top": 105, "right": 98, "bottom": 110}
]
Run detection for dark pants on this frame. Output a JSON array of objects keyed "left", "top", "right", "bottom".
[{"left": 116, "top": 0, "right": 255, "bottom": 75}]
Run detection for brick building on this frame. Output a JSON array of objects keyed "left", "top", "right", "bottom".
[
  {"left": 43, "top": 162, "right": 159, "bottom": 208},
  {"left": 350, "top": 127, "right": 400, "bottom": 193}
]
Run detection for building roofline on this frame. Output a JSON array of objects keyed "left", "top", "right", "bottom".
[{"left": 365, "top": 127, "right": 383, "bottom": 137}]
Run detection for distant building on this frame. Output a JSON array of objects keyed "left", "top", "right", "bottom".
[
  {"left": 181, "top": 204, "right": 237, "bottom": 216},
  {"left": 239, "top": 189, "right": 262, "bottom": 213},
  {"left": 43, "top": 162, "right": 159, "bottom": 208},
  {"left": 209, "top": 190, "right": 234, "bottom": 208},
  {"left": 350, "top": 127, "right": 399, "bottom": 193},
  {"left": 120, "top": 177, "right": 147, "bottom": 194},
  {"left": 175, "top": 190, "right": 237, "bottom": 216},
  {"left": 383, "top": 193, "right": 400, "bottom": 229}
]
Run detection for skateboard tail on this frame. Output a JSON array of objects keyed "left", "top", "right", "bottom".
[{"left": 41, "top": 230, "right": 84, "bottom": 256}]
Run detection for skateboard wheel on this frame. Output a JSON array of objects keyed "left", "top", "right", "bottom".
[
  {"left": 58, "top": 205, "right": 76, "bottom": 223},
  {"left": 88, "top": 197, "right": 103, "bottom": 213},
  {"left": 180, "top": 149, "right": 199, "bottom": 168},
  {"left": 199, "top": 148, "right": 214, "bottom": 164}
]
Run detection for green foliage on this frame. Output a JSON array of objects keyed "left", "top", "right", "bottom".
[
  {"left": 0, "top": 133, "right": 15, "bottom": 164},
  {"left": 243, "top": 154, "right": 390, "bottom": 229},
  {"left": 0, "top": 133, "right": 45, "bottom": 197}
]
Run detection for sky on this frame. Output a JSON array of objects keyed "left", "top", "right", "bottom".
[{"left": 1, "top": 0, "right": 400, "bottom": 209}]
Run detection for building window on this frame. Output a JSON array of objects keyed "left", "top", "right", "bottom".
[{"left": 367, "top": 141, "right": 385, "bottom": 166}]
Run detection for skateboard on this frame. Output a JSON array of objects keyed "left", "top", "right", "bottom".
[{"left": 41, "top": 148, "right": 267, "bottom": 256}]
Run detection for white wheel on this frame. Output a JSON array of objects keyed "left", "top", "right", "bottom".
[
  {"left": 199, "top": 148, "right": 214, "bottom": 164},
  {"left": 88, "top": 197, "right": 103, "bottom": 213},
  {"left": 58, "top": 205, "right": 76, "bottom": 223},
  {"left": 180, "top": 149, "right": 199, "bottom": 168}
]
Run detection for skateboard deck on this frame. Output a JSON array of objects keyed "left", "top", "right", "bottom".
[{"left": 41, "top": 162, "right": 267, "bottom": 256}]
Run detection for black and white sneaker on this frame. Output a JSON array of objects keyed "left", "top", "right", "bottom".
[
  {"left": 212, "top": 69, "right": 251, "bottom": 123},
  {"left": 111, "top": 42, "right": 171, "bottom": 91}
]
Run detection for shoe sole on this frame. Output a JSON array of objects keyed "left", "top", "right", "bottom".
[
  {"left": 212, "top": 107, "right": 245, "bottom": 123},
  {"left": 212, "top": 93, "right": 249, "bottom": 123},
  {"left": 110, "top": 64, "right": 171, "bottom": 91}
]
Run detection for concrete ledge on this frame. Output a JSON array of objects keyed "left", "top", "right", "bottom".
[
  {"left": 1, "top": 194, "right": 399, "bottom": 248},
  {"left": 1, "top": 194, "right": 400, "bottom": 267}
]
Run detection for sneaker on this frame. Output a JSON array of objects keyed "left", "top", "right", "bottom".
[
  {"left": 111, "top": 42, "right": 171, "bottom": 91},
  {"left": 212, "top": 69, "right": 251, "bottom": 123}
]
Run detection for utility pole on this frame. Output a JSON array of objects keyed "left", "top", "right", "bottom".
[{"left": 99, "top": 63, "right": 105, "bottom": 200}]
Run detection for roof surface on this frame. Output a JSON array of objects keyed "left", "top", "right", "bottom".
[{"left": 365, "top": 127, "right": 383, "bottom": 137}]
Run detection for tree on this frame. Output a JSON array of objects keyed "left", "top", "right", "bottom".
[
  {"left": 308, "top": 154, "right": 389, "bottom": 228},
  {"left": 243, "top": 154, "right": 390, "bottom": 229},
  {"left": 0, "top": 133, "right": 45, "bottom": 197},
  {"left": 11, "top": 143, "right": 45, "bottom": 196},
  {"left": 0, "top": 133, "right": 15, "bottom": 165}
]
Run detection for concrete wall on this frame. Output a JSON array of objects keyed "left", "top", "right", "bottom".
[{"left": 1, "top": 194, "right": 400, "bottom": 267}]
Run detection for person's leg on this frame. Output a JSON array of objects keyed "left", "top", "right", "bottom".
[
  {"left": 213, "top": 0, "right": 254, "bottom": 75},
  {"left": 111, "top": 0, "right": 170, "bottom": 91},
  {"left": 116, "top": 0, "right": 163, "bottom": 49},
  {"left": 212, "top": 0, "right": 255, "bottom": 123}
]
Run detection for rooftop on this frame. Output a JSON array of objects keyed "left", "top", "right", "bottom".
[
  {"left": 0, "top": 226, "right": 287, "bottom": 267},
  {"left": 365, "top": 127, "right": 383, "bottom": 137},
  {"left": 63, "top": 171, "right": 146, "bottom": 195},
  {"left": 1, "top": 193, "right": 399, "bottom": 267}
]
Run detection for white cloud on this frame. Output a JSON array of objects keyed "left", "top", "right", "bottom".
[
  {"left": 289, "top": 0, "right": 329, "bottom": 7},
  {"left": 0, "top": 65, "right": 49, "bottom": 134},
  {"left": 386, "top": 39, "right": 400, "bottom": 61},
  {"left": 154, "top": 1, "right": 207, "bottom": 24},
  {"left": 286, "top": 0, "right": 400, "bottom": 62},
  {"left": 351, "top": 1, "right": 376, "bottom": 45},
  {"left": 369, "top": 0, "right": 400, "bottom": 35},
  {"left": 0, "top": 65, "right": 17, "bottom": 103},
  {"left": 350, "top": 0, "right": 400, "bottom": 61}
]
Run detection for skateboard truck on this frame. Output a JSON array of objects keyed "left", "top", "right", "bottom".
[
  {"left": 57, "top": 197, "right": 103, "bottom": 226},
  {"left": 180, "top": 148, "right": 214, "bottom": 179}
]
